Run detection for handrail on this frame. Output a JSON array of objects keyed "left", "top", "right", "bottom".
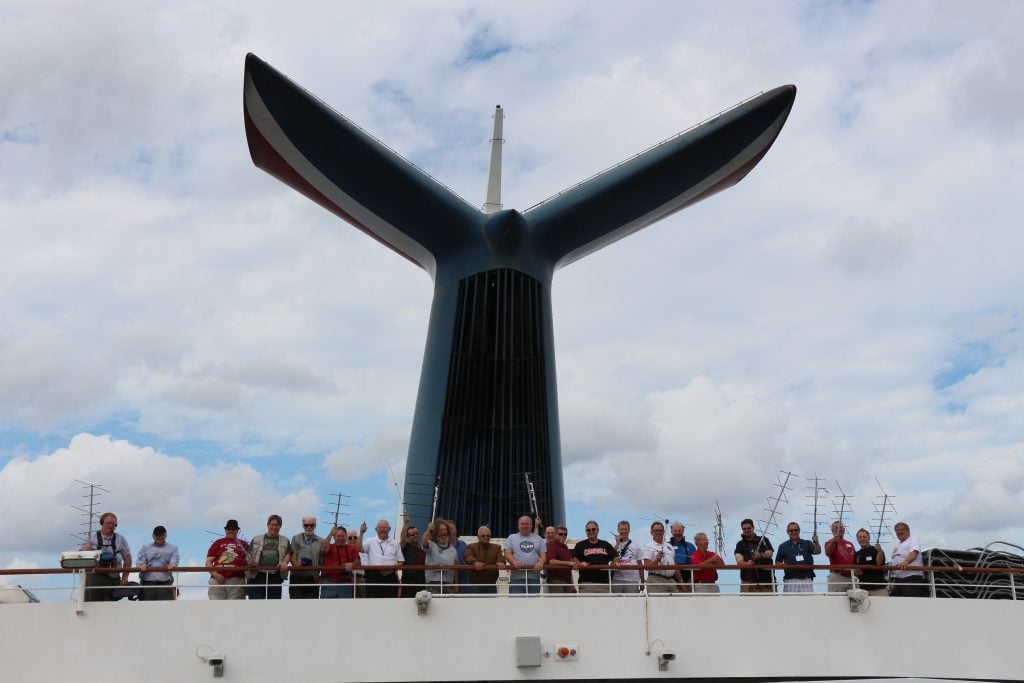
[{"left": 4, "top": 563, "right": 1024, "bottom": 577}]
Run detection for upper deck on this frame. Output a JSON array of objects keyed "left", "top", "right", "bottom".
[{"left": 1, "top": 561, "right": 1022, "bottom": 683}]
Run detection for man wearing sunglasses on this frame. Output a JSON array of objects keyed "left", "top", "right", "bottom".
[
  {"left": 775, "top": 523, "right": 821, "bottom": 593},
  {"left": 465, "top": 526, "right": 504, "bottom": 594},
  {"left": 544, "top": 526, "right": 576, "bottom": 594},
  {"left": 290, "top": 517, "right": 325, "bottom": 599},
  {"left": 398, "top": 514, "right": 426, "bottom": 598}
]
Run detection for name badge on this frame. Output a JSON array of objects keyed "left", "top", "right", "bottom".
[{"left": 795, "top": 555, "right": 804, "bottom": 562}]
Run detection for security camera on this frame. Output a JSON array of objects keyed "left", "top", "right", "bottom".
[
  {"left": 207, "top": 654, "right": 226, "bottom": 678},
  {"left": 658, "top": 650, "right": 676, "bottom": 671},
  {"left": 847, "top": 588, "right": 869, "bottom": 613}
]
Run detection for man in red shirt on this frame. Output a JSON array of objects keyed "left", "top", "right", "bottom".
[
  {"left": 824, "top": 521, "right": 856, "bottom": 593},
  {"left": 544, "top": 525, "right": 576, "bottom": 593},
  {"left": 320, "top": 525, "right": 360, "bottom": 598},
  {"left": 205, "top": 519, "right": 249, "bottom": 600},
  {"left": 690, "top": 532, "right": 724, "bottom": 593}
]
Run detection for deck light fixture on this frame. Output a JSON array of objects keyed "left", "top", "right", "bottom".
[{"left": 60, "top": 550, "right": 100, "bottom": 569}]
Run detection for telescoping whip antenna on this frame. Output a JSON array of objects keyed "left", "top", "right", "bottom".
[
  {"left": 431, "top": 476, "right": 441, "bottom": 522},
  {"left": 756, "top": 470, "right": 796, "bottom": 553},
  {"left": 388, "top": 461, "right": 405, "bottom": 514},
  {"left": 872, "top": 477, "right": 897, "bottom": 545}
]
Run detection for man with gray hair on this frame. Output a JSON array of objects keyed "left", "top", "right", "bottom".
[
  {"left": 290, "top": 516, "right": 325, "bottom": 599},
  {"left": 464, "top": 525, "right": 504, "bottom": 594},
  {"left": 80, "top": 512, "right": 132, "bottom": 602},
  {"left": 690, "top": 532, "right": 724, "bottom": 593}
]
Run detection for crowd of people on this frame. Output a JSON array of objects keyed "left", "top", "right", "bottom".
[{"left": 79, "top": 511, "right": 929, "bottom": 601}]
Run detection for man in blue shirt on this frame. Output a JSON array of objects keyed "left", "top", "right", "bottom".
[
  {"left": 670, "top": 522, "right": 696, "bottom": 592},
  {"left": 137, "top": 525, "right": 179, "bottom": 600},
  {"left": 775, "top": 522, "right": 821, "bottom": 593}
]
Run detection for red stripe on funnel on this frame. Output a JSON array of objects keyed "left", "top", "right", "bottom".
[{"left": 243, "top": 105, "right": 420, "bottom": 267}]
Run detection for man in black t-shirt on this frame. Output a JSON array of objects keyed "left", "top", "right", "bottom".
[
  {"left": 572, "top": 521, "right": 619, "bottom": 594},
  {"left": 733, "top": 518, "right": 775, "bottom": 593},
  {"left": 853, "top": 528, "right": 887, "bottom": 595},
  {"left": 398, "top": 515, "right": 426, "bottom": 597}
]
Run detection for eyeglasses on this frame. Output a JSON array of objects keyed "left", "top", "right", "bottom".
[
  {"left": 585, "top": 528, "right": 598, "bottom": 532},
  {"left": 557, "top": 532, "right": 567, "bottom": 536},
  {"left": 347, "top": 536, "right": 357, "bottom": 540},
  {"left": 787, "top": 528, "right": 800, "bottom": 533},
  {"left": 408, "top": 531, "right": 419, "bottom": 536},
  {"left": 303, "top": 523, "right": 316, "bottom": 528}
]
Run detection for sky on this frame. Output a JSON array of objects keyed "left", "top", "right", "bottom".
[{"left": 2, "top": 1, "right": 1023, "bottom": 598}]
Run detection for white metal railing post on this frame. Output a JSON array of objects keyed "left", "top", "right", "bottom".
[
  {"left": 929, "top": 568, "right": 937, "bottom": 598},
  {"left": 74, "top": 569, "right": 86, "bottom": 615},
  {"left": 1011, "top": 572, "right": 1017, "bottom": 601}
]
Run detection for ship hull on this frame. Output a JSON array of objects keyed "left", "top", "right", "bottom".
[{"left": 2, "top": 593, "right": 1018, "bottom": 682}]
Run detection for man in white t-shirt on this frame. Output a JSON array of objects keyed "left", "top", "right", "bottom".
[
  {"left": 890, "top": 521, "right": 927, "bottom": 597},
  {"left": 640, "top": 521, "right": 681, "bottom": 594},
  {"left": 611, "top": 520, "right": 642, "bottom": 594}
]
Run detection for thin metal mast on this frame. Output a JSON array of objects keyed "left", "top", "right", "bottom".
[
  {"left": 713, "top": 501, "right": 726, "bottom": 557},
  {"left": 805, "top": 473, "right": 829, "bottom": 538},
  {"left": 70, "top": 479, "right": 110, "bottom": 545},
  {"left": 872, "top": 477, "right": 896, "bottom": 545},
  {"left": 833, "top": 481, "right": 852, "bottom": 528},
  {"left": 756, "top": 471, "right": 796, "bottom": 553},
  {"left": 325, "top": 492, "right": 351, "bottom": 528},
  {"left": 482, "top": 105, "right": 504, "bottom": 214},
  {"left": 524, "top": 472, "right": 539, "bottom": 522}
]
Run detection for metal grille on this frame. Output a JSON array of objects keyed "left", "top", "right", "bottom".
[{"left": 435, "top": 269, "right": 553, "bottom": 537}]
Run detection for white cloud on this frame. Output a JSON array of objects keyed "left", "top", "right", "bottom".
[
  {"left": 0, "top": 434, "right": 320, "bottom": 559},
  {"left": 943, "top": 455, "right": 1024, "bottom": 533},
  {"left": 827, "top": 217, "right": 915, "bottom": 275},
  {"left": 565, "top": 377, "right": 788, "bottom": 521},
  {"left": 324, "top": 428, "right": 411, "bottom": 482}
]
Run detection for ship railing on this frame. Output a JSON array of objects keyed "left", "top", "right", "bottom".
[{"left": 3, "top": 563, "right": 1023, "bottom": 602}]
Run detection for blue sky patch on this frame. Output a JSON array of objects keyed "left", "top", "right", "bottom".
[{"left": 932, "top": 341, "right": 998, "bottom": 391}]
